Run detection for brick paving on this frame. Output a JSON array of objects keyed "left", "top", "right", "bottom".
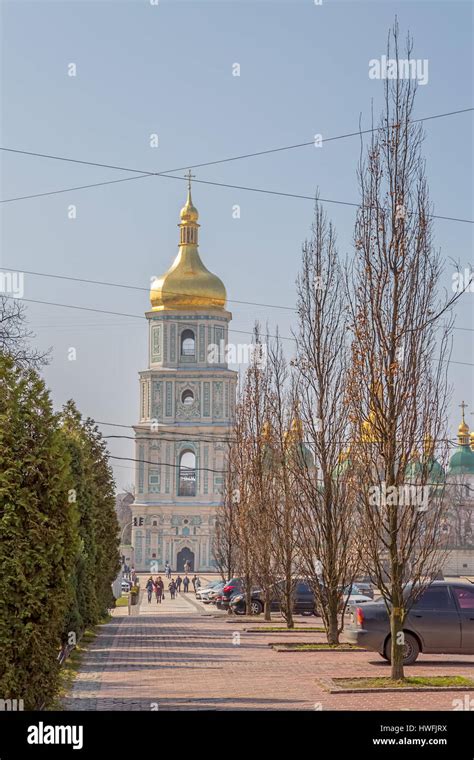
[{"left": 63, "top": 588, "right": 474, "bottom": 711}]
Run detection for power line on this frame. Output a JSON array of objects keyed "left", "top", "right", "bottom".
[
  {"left": 2, "top": 168, "right": 472, "bottom": 224},
  {"left": 105, "top": 434, "right": 234, "bottom": 445},
  {"left": 0, "top": 174, "right": 155, "bottom": 203},
  {"left": 1, "top": 106, "right": 473, "bottom": 222},
  {"left": 100, "top": 423, "right": 467, "bottom": 448},
  {"left": 1, "top": 106, "right": 471, "bottom": 179},
  {"left": 105, "top": 432, "right": 466, "bottom": 450},
  {"left": 109, "top": 454, "right": 224, "bottom": 475},
  {"left": 4, "top": 294, "right": 474, "bottom": 364},
  {"left": 4, "top": 266, "right": 474, "bottom": 327},
  {"left": 3, "top": 266, "right": 296, "bottom": 313},
  {"left": 158, "top": 173, "right": 474, "bottom": 224},
  {"left": 3, "top": 294, "right": 295, "bottom": 342}
]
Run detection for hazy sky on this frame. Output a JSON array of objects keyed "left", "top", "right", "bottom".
[{"left": 1, "top": 0, "right": 473, "bottom": 489}]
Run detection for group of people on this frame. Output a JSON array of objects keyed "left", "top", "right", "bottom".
[{"left": 145, "top": 572, "right": 201, "bottom": 604}]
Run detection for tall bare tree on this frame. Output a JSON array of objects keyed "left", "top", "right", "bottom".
[
  {"left": 292, "top": 200, "right": 361, "bottom": 644},
  {"left": 213, "top": 464, "right": 239, "bottom": 583},
  {"left": 265, "top": 336, "right": 301, "bottom": 629},
  {"left": 227, "top": 328, "right": 277, "bottom": 618},
  {"left": 347, "top": 21, "right": 454, "bottom": 679}
]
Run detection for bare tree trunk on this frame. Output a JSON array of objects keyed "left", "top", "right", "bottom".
[{"left": 264, "top": 587, "right": 271, "bottom": 621}]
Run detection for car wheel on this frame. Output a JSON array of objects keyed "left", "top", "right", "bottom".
[
  {"left": 384, "top": 633, "right": 420, "bottom": 665},
  {"left": 379, "top": 652, "right": 389, "bottom": 660},
  {"left": 301, "top": 610, "right": 312, "bottom": 617},
  {"left": 250, "top": 600, "right": 263, "bottom": 615}
]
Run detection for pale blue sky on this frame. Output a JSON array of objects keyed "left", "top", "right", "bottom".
[{"left": 1, "top": 0, "right": 473, "bottom": 488}]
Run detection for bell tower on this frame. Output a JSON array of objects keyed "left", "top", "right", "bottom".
[{"left": 131, "top": 181, "right": 236, "bottom": 572}]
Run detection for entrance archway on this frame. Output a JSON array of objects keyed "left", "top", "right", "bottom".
[{"left": 176, "top": 547, "right": 195, "bottom": 572}]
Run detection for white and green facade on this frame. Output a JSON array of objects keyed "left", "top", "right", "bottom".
[{"left": 131, "top": 307, "right": 237, "bottom": 572}]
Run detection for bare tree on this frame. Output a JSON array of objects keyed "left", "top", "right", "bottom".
[
  {"left": 227, "top": 372, "right": 258, "bottom": 616},
  {"left": 292, "top": 200, "right": 361, "bottom": 644},
  {"left": 0, "top": 295, "right": 49, "bottom": 368},
  {"left": 347, "top": 21, "right": 453, "bottom": 679},
  {"left": 265, "top": 335, "right": 301, "bottom": 629},
  {"left": 227, "top": 328, "right": 277, "bottom": 618},
  {"left": 214, "top": 464, "right": 239, "bottom": 582}
]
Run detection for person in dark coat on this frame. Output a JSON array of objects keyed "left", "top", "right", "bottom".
[
  {"left": 154, "top": 576, "right": 164, "bottom": 603},
  {"left": 146, "top": 577, "right": 154, "bottom": 603},
  {"left": 176, "top": 575, "right": 182, "bottom": 593},
  {"left": 169, "top": 579, "right": 177, "bottom": 599},
  {"left": 183, "top": 575, "right": 190, "bottom": 593}
]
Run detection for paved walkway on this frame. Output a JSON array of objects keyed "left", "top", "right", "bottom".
[{"left": 63, "top": 591, "right": 474, "bottom": 711}]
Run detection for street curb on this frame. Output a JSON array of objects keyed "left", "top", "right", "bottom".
[
  {"left": 271, "top": 645, "right": 367, "bottom": 652},
  {"left": 245, "top": 628, "right": 326, "bottom": 634},
  {"left": 317, "top": 677, "right": 474, "bottom": 693}
]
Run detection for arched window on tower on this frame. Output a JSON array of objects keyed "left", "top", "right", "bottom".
[
  {"left": 178, "top": 450, "right": 196, "bottom": 496},
  {"left": 181, "top": 329, "right": 195, "bottom": 357}
]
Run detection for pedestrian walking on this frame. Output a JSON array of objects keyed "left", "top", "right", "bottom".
[
  {"left": 183, "top": 575, "right": 190, "bottom": 593},
  {"left": 169, "top": 580, "right": 177, "bottom": 599},
  {"left": 154, "top": 576, "right": 164, "bottom": 603},
  {"left": 146, "top": 576, "right": 154, "bottom": 604},
  {"left": 176, "top": 575, "right": 182, "bottom": 592},
  {"left": 191, "top": 574, "right": 197, "bottom": 592}
]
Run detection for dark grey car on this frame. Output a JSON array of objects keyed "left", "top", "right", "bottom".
[{"left": 346, "top": 581, "right": 474, "bottom": 664}]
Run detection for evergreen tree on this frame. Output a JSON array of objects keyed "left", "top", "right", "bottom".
[
  {"left": 60, "top": 401, "right": 99, "bottom": 637},
  {"left": 60, "top": 404, "right": 120, "bottom": 624},
  {"left": 83, "top": 418, "right": 120, "bottom": 615},
  {"left": 0, "top": 356, "right": 78, "bottom": 708}
]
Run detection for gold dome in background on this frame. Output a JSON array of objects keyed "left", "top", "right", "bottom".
[
  {"left": 457, "top": 401, "right": 470, "bottom": 446},
  {"left": 150, "top": 174, "right": 227, "bottom": 311}
]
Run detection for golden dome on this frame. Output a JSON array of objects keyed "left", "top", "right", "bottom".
[
  {"left": 457, "top": 401, "right": 469, "bottom": 446},
  {"left": 423, "top": 434, "right": 435, "bottom": 457},
  {"left": 284, "top": 416, "right": 303, "bottom": 444},
  {"left": 180, "top": 189, "right": 199, "bottom": 223},
  {"left": 150, "top": 180, "right": 226, "bottom": 311}
]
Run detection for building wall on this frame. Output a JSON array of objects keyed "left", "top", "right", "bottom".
[
  {"left": 131, "top": 308, "right": 236, "bottom": 572},
  {"left": 437, "top": 549, "right": 474, "bottom": 577}
]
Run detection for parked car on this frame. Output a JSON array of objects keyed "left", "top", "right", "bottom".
[
  {"left": 206, "top": 582, "right": 226, "bottom": 604},
  {"left": 352, "top": 582, "right": 375, "bottom": 600},
  {"left": 341, "top": 585, "right": 373, "bottom": 608},
  {"left": 230, "top": 580, "right": 316, "bottom": 616},
  {"left": 121, "top": 580, "right": 132, "bottom": 593},
  {"left": 346, "top": 581, "right": 474, "bottom": 664},
  {"left": 196, "top": 581, "right": 221, "bottom": 602},
  {"left": 216, "top": 578, "right": 244, "bottom": 610}
]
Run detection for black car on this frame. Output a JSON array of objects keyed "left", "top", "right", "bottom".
[
  {"left": 216, "top": 577, "right": 243, "bottom": 610},
  {"left": 347, "top": 581, "right": 474, "bottom": 664},
  {"left": 229, "top": 579, "right": 316, "bottom": 616}
]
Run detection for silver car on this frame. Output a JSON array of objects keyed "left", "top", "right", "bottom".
[
  {"left": 196, "top": 581, "right": 222, "bottom": 603},
  {"left": 346, "top": 581, "right": 474, "bottom": 664}
]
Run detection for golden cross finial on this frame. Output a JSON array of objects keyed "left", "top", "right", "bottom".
[
  {"left": 185, "top": 169, "right": 196, "bottom": 192},
  {"left": 459, "top": 400, "right": 468, "bottom": 423}
]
